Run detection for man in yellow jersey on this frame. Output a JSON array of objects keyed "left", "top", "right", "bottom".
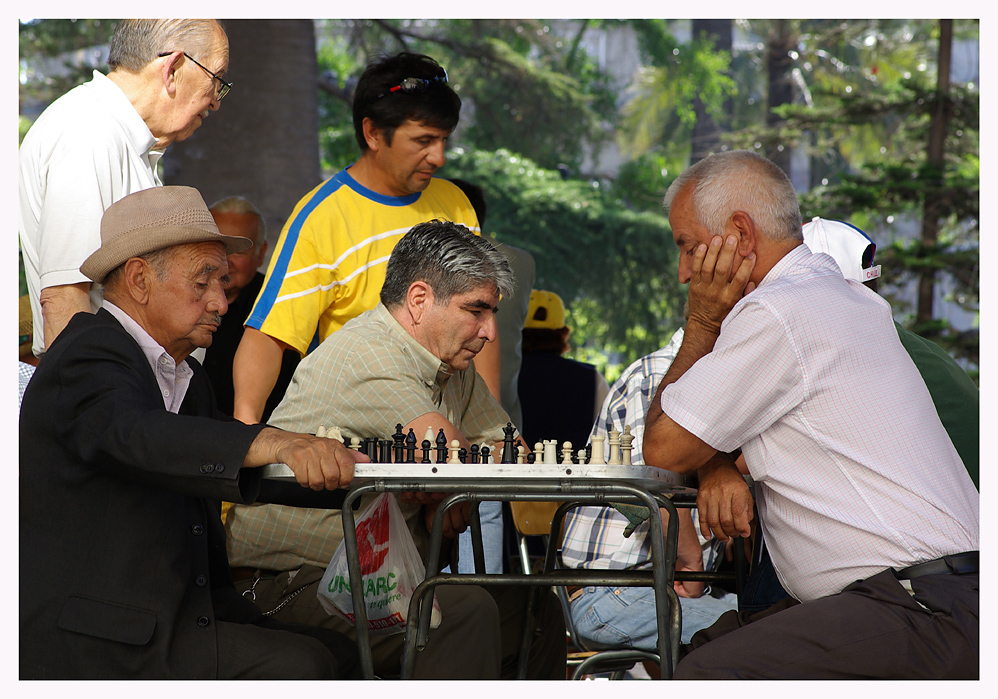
[{"left": 232, "top": 52, "right": 499, "bottom": 424}]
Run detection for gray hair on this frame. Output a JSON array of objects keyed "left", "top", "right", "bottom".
[
  {"left": 108, "top": 19, "right": 225, "bottom": 72},
  {"left": 208, "top": 196, "right": 266, "bottom": 247},
  {"left": 663, "top": 150, "right": 803, "bottom": 242},
  {"left": 102, "top": 247, "right": 176, "bottom": 295},
  {"left": 380, "top": 220, "right": 515, "bottom": 309}
]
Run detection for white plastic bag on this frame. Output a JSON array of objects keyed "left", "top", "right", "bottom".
[{"left": 318, "top": 492, "right": 442, "bottom": 635}]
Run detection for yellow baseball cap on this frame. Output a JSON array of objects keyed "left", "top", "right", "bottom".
[{"left": 525, "top": 290, "right": 566, "bottom": 330}]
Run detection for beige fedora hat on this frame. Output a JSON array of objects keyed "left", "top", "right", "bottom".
[{"left": 81, "top": 186, "right": 253, "bottom": 284}]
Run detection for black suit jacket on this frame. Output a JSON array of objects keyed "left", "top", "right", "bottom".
[{"left": 19, "top": 309, "right": 269, "bottom": 678}]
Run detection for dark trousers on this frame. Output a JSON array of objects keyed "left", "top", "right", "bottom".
[
  {"left": 676, "top": 568, "right": 978, "bottom": 679},
  {"left": 236, "top": 564, "right": 565, "bottom": 679}
]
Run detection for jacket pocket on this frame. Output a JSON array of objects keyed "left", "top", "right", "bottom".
[{"left": 58, "top": 596, "right": 157, "bottom": 646}]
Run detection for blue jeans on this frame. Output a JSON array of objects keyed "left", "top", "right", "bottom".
[
  {"left": 571, "top": 584, "right": 738, "bottom": 649},
  {"left": 442, "top": 500, "right": 505, "bottom": 574}
]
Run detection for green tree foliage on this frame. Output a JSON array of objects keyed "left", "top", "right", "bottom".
[
  {"left": 312, "top": 19, "right": 617, "bottom": 174},
  {"left": 620, "top": 20, "right": 736, "bottom": 161},
  {"left": 443, "top": 148, "right": 684, "bottom": 379},
  {"left": 19, "top": 19, "right": 118, "bottom": 111},
  {"left": 727, "top": 20, "right": 979, "bottom": 366}
]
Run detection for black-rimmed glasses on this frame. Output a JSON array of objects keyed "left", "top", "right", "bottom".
[
  {"left": 158, "top": 51, "right": 232, "bottom": 101},
  {"left": 374, "top": 71, "right": 448, "bottom": 101}
]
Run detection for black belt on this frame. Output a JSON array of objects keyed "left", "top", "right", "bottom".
[{"left": 894, "top": 551, "right": 978, "bottom": 580}]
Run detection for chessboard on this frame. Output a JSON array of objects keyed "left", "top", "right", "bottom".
[{"left": 261, "top": 422, "right": 695, "bottom": 495}]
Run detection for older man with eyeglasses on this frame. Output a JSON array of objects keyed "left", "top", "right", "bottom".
[
  {"left": 19, "top": 19, "right": 232, "bottom": 361},
  {"left": 230, "top": 51, "right": 499, "bottom": 427}
]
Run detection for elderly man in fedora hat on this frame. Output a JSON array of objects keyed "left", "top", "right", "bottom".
[{"left": 20, "top": 186, "right": 366, "bottom": 679}]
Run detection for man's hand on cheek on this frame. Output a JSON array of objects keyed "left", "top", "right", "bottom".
[{"left": 687, "top": 235, "right": 755, "bottom": 335}]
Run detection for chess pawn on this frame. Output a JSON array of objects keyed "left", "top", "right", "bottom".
[
  {"left": 620, "top": 425, "right": 634, "bottom": 466},
  {"left": 590, "top": 434, "right": 605, "bottom": 464},
  {"left": 577, "top": 448, "right": 587, "bottom": 465},
  {"left": 349, "top": 436, "right": 362, "bottom": 452},
  {"left": 480, "top": 445, "right": 491, "bottom": 464},
  {"left": 516, "top": 444, "right": 525, "bottom": 465},
  {"left": 561, "top": 441, "right": 573, "bottom": 465},
  {"left": 421, "top": 440, "right": 432, "bottom": 464},
  {"left": 606, "top": 429, "right": 621, "bottom": 465},
  {"left": 469, "top": 443, "right": 480, "bottom": 464},
  {"left": 449, "top": 439, "right": 462, "bottom": 464},
  {"left": 533, "top": 442, "right": 543, "bottom": 463}
]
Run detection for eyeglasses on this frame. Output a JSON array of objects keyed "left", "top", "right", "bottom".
[
  {"left": 158, "top": 51, "right": 232, "bottom": 101},
  {"left": 374, "top": 70, "right": 449, "bottom": 101}
]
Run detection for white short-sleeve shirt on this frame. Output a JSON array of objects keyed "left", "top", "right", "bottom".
[
  {"left": 19, "top": 71, "right": 163, "bottom": 357},
  {"left": 661, "top": 245, "right": 979, "bottom": 602}
]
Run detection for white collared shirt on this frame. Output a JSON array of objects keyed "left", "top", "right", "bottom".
[
  {"left": 661, "top": 245, "right": 978, "bottom": 602},
  {"left": 104, "top": 302, "right": 192, "bottom": 414},
  {"left": 19, "top": 70, "right": 163, "bottom": 357}
]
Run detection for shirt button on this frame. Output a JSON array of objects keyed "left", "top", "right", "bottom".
[
  {"left": 195, "top": 575, "right": 207, "bottom": 587},
  {"left": 191, "top": 524, "right": 204, "bottom": 536},
  {"left": 197, "top": 616, "right": 210, "bottom": 627}
]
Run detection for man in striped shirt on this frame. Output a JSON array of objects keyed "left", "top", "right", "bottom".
[
  {"left": 644, "top": 150, "right": 978, "bottom": 679},
  {"left": 232, "top": 52, "right": 498, "bottom": 424}
]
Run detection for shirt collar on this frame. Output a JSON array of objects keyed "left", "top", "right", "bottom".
[
  {"left": 103, "top": 301, "right": 193, "bottom": 380},
  {"left": 373, "top": 303, "right": 453, "bottom": 389},
  {"left": 758, "top": 242, "right": 816, "bottom": 287},
  {"left": 90, "top": 70, "right": 162, "bottom": 163}
]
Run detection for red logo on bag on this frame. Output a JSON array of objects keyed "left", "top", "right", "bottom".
[{"left": 356, "top": 496, "right": 391, "bottom": 574}]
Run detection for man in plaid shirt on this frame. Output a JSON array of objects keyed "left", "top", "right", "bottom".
[{"left": 561, "top": 323, "right": 738, "bottom": 649}]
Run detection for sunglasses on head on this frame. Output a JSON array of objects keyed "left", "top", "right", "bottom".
[{"left": 374, "top": 70, "right": 449, "bottom": 101}]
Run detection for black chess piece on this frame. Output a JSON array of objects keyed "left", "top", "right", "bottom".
[
  {"left": 469, "top": 443, "right": 480, "bottom": 464},
  {"left": 501, "top": 423, "right": 516, "bottom": 464},
  {"left": 480, "top": 445, "right": 490, "bottom": 463},
  {"left": 421, "top": 439, "right": 432, "bottom": 464},
  {"left": 585, "top": 443, "right": 592, "bottom": 465},
  {"left": 378, "top": 439, "right": 392, "bottom": 464},
  {"left": 527, "top": 452, "right": 536, "bottom": 464},
  {"left": 405, "top": 428, "right": 417, "bottom": 463},
  {"left": 363, "top": 437, "right": 377, "bottom": 461},
  {"left": 458, "top": 447, "right": 467, "bottom": 464},
  {"left": 392, "top": 424, "right": 405, "bottom": 463},
  {"left": 436, "top": 429, "right": 448, "bottom": 463}
]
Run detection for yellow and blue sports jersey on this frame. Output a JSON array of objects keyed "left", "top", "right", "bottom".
[{"left": 246, "top": 168, "right": 480, "bottom": 356}]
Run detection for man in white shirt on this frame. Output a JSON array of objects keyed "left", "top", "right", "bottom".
[
  {"left": 643, "top": 150, "right": 979, "bottom": 679},
  {"left": 19, "top": 19, "right": 231, "bottom": 358}
]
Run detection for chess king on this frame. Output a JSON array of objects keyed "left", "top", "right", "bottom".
[{"left": 225, "top": 220, "right": 566, "bottom": 680}]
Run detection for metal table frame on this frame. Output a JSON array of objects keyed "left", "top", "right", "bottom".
[{"left": 330, "top": 463, "right": 693, "bottom": 679}]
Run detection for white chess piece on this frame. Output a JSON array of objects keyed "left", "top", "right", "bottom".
[
  {"left": 449, "top": 439, "right": 462, "bottom": 464},
  {"left": 577, "top": 448, "right": 587, "bottom": 464},
  {"left": 543, "top": 439, "right": 558, "bottom": 465},
  {"left": 561, "top": 441, "right": 574, "bottom": 465},
  {"left": 517, "top": 444, "right": 525, "bottom": 464},
  {"left": 620, "top": 425, "right": 634, "bottom": 466},
  {"left": 327, "top": 426, "right": 343, "bottom": 442},
  {"left": 607, "top": 429, "right": 621, "bottom": 465},
  {"left": 424, "top": 426, "right": 435, "bottom": 444},
  {"left": 349, "top": 436, "right": 362, "bottom": 451},
  {"left": 315, "top": 425, "right": 326, "bottom": 438},
  {"left": 591, "top": 434, "right": 605, "bottom": 464}
]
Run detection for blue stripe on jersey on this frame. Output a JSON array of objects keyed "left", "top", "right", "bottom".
[
  {"left": 246, "top": 171, "right": 350, "bottom": 330},
  {"left": 245, "top": 168, "right": 428, "bottom": 331}
]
